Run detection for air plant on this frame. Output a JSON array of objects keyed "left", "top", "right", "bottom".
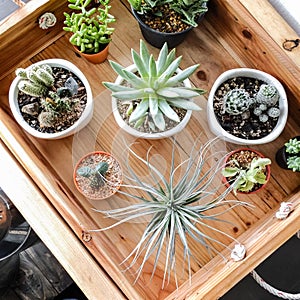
[{"left": 92, "top": 138, "right": 251, "bottom": 287}]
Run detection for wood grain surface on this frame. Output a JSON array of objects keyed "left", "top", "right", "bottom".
[{"left": 0, "top": 0, "right": 299, "bottom": 299}]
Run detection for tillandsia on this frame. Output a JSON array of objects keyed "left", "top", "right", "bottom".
[
  {"left": 63, "top": 0, "right": 116, "bottom": 54},
  {"left": 128, "top": 0, "right": 208, "bottom": 27},
  {"left": 103, "top": 40, "right": 206, "bottom": 131},
  {"left": 92, "top": 137, "right": 251, "bottom": 287}
]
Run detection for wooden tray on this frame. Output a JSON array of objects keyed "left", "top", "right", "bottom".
[{"left": 0, "top": 0, "right": 300, "bottom": 299}]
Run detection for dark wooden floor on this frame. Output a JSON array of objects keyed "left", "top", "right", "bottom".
[
  {"left": 1, "top": 234, "right": 299, "bottom": 300},
  {"left": 0, "top": 239, "right": 86, "bottom": 300}
]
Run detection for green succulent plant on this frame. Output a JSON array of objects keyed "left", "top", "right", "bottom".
[
  {"left": 92, "top": 138, "right": 250, "bottom": 286},
  {"left": 128, "top": 0, "right": 208, "bottom": 27},
  {"left": 285, "top": 138, "right": 300, "bottom": 154},
  {"left": 103, "top": 40, "right": 205, "bottom": 131},
  {"left": 287, "top": 156, "right": 300, "bottom": 172},
  {"left": 63, "top": 0, "right": 116, "bottom": 54},
  {"left": 222, "top": 154, "right": 271, "bottom": 194}
]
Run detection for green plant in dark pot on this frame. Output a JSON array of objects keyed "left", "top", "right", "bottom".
[
  {"left": 276, "top": 137, "right": 300, "bottom": 172},
  {"left": 128, "top": 0, "right": 209, "bottom": 48}
]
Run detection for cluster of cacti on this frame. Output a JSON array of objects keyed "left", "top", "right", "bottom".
[
  {"left": 17, "top": 64, "right": 80, "bottom": 128},
  {"left": 63, "top": 0, "right": 115, "bottom": 54},
  {"left": 285, "top": 138, "right": 300, "bottom": 154},
  {"left": 103, "top": 40, "right": 205, "bottom": 131},
  {"left": 223, "top": 89, "right": 251, "bottom": 115},
  {"left": 16, "top": 65, "right": 54, "bottom": 97},
  {"left": 223, "top": 83, "right": 281, "bottom": 123},
  {"left": 77, "top": 161, "right": 109, "bottom": 189},
  {"left": 287, "top": 156, "right": 300, "bottom": 172}
]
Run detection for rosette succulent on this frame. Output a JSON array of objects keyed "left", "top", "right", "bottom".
[{"left": 103, "top": 40, "right": 205, "bottom": 131}]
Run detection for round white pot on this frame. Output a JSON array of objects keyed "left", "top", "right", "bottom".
[
  {"left": 111, "top": 65, "right": 193, "bottom": 139},
  {"left": 9, "top": 58, "right": 93, "bottom": 139},
  {"left": 207, "top": 68, "right": 288, "bottom": 145}
]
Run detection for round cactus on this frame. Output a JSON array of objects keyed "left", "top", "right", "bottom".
[
  {"left": 256, "top": 84, "right": 279, "bottom": 106},
  {"left": 267, "top": 107, "right": 280, "bottom": 118},
  {"left": 223, "top": 88, "right": 251, "bottom": 115}
]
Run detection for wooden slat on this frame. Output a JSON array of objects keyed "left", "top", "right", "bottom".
[
  {"left": 0, "top": 140, "right": 126, "bottom": 300},
  {"left": 165, "top": 190, "right": 300, "bottom": 299},
  {"left": 0, "top": 0, "right": 300, "bottom": 299},
  {"left": 0, "top": 0, "right": 68, "bottom": 80}
]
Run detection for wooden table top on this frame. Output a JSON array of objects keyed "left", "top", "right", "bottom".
[{"left": 0, "top": 0, "right": 300, "bottom": 299}]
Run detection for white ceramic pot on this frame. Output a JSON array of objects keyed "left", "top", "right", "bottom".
[
  {"left": 207, "top": 68, "right": 288, "bottom": 145},
  {"left": 111, "top": 65, "right": 193, "bottom": 139},
  {"left": 9, "top": 58, "right": 93, "bottom": 139}
]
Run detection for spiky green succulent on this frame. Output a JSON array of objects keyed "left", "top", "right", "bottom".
[
  {"left": 92, "top": 138, "right": 250, "bottom": 286},
  {"left": 103, "top": 40, "right": 205, "bottom": 131}
]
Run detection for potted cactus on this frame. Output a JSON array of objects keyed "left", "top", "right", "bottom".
[
  {"left": 103, "top": 39, "right": 206, "bottom": 139},
  {"left": 63, "top": 0, "right": 116, "bottom": 64},
  {"left": 222, "top": 148, "right": 271, "bottom": 194},
  {"left": 73, "top": 151, "right": 122, "bottom": 200},
  {"left": 276, "top": 136, "right": 300, "bottom": 172},
  {"left": 9, "top": 59, "right": 93, "bottom": 139},
  {"left": 128, "top": 0, "right": 208, "bottom": 48},
  {"left": 207, "top": 68, "right": 288, "bottom": 145}
]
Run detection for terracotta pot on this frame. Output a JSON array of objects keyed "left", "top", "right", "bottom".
[
  {"left": 132, "top": 8, "right": 206, "bottom": 49},
  {"left": 222, "top": 148, "right": 271, "bottom": 194},
  {"left": 74, "top": 43, "right": 109, "bottom": 64},
  {"left": 73, "top": 151, "right": 122, "bottom": 200}
]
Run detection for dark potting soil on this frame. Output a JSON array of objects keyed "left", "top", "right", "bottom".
[
  {"left": 139, "top": 4, "right": 191, "bottom": 33},
  {"left": 213, "top": 77, "right": 279, "bottom": 140},
  {"left": 17, "top": 67, "right": 87, "bottom": 134}
]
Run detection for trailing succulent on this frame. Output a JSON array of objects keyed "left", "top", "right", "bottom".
[
  {"left": 76, "top": 161, "right": 109, "bottom": 189},
  {"left": 223, "top": 83, "right": 281, "bottom": 123},
  {"left": 63, "top": 0, "right": 115, "bottom": 54},
  {"left": 128, "top": 0, "right": 208, "bottom": 27},
  {"left": 103, "top": 40, "right": 205, "bottom": 131},
  {"left": 16, "top": 64, "right": 79, "bottom": 128}
]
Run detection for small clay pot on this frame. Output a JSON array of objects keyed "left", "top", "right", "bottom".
[
  {"left": 73, "top": 43, "right": 109, "bottom": 64},
  {"left": 222, "top": 148, "right": 271, "bottom": 194},
  {"left": 73, "top": 151, "right": 122, "bottom": 200}
]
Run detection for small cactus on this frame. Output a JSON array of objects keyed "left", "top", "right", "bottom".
[
  {"left": 223, "top": 89, "right": 251, "bottom": 115},
  {"left": 18, "top": 80, "right": 48, "bottom": 97},
  {"left": 17, "top": 64, "right": 54, "bottom": 97},
  {"left": 38, "top": 111, "right": 57, "bottom": 127},
  {"left": 267, "top": 107, "right": 280, "bottom": 118},
  {"left": 256, "top": 84, "right": 279, "bottom": 106},
  {"left": 287, "top": 156, "right": 300, "bottom": 172},
  {"left": 77, "top": 161, "right": 109, "bottom": 189},
  {"left": 285, "top": 138, "right": 300, "bottom": 154}
]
